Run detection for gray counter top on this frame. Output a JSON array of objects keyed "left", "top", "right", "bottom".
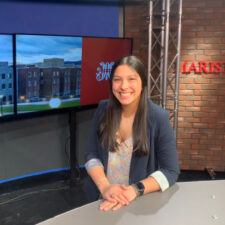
[{"left": 37, "top": 180, "right": 225, "bottom": 225}]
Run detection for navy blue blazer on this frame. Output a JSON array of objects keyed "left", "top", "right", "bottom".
[{"left": 84, "top": 99, "right": 180, "bottom": 202}]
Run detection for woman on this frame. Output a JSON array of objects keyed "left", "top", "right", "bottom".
[{"left": 84, "top": 56, "right": 180, "bottom": 211}]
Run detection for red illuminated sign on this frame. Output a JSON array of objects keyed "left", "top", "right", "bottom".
[{"left": 180, "top": 62, "right": 225, "bottom": 73}]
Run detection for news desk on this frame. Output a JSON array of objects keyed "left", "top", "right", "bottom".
[{"left": 37, "top": 180, "right": 225, "bottom": 225}]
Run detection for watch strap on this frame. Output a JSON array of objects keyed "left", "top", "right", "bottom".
[{"left": 133, "top": 181, "right": 145, "bottom": 197}]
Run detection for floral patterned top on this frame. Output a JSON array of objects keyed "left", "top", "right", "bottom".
[{"left": 107, "top": 138, "right": 133, "bottom": 186}]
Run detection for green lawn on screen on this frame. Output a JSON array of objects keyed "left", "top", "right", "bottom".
[{"left": 17, "top": 100, "right": 80, "bottom": 112}]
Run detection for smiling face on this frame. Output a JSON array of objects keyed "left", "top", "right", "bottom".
[{"left": 112, "top": 65, "right": 142, "bottom": 109}]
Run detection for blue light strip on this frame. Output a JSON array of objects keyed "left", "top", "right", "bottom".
[{"left": 0, "top": 165, "right": 85, "bottom": 184}]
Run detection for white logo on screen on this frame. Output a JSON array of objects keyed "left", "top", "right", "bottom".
[{"left": 96, "top": 62, "right": 114, "bottom": 81}]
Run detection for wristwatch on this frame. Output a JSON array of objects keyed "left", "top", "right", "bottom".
[{"left": 133, "top": 181, "right": 145, "bottom": 197}]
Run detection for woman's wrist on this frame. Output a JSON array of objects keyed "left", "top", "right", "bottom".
[
  {"left": 96, "top": 177, "right": 110, "bottom": 194},
  {"left": 131, "top": 181, "right": 145, "bottom": 198},
  {"left": 130, "top": 184, "right": 139, "bottom": 199}
]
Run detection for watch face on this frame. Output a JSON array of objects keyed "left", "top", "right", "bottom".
[{"left": 136, "top": 182, "right": 145, "bottom": 195}]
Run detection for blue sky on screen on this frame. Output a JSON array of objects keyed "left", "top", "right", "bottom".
[
  {"left": 0, "top": 35, "right": 13, "bottom": 65},
  {"left": 16, "top": 35, "right": 82, "bottom": 64}
]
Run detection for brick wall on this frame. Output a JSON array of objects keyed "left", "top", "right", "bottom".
[
  {"left": 125, "top": 0, "right": 149, "bottom": 65},
  {"left": 178, "top": 0, "right": 225, "bottom": 171},
  {"left": 125, "top": 0, "right": 225, "bottom": 171}
]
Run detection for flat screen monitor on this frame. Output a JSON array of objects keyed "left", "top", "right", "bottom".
[
  {"left": 0, "top": 34, "right": 14, "bottom": 118},
  {"left": 16, "top": 34, "right": 82, "bottom": 114},
  {"left": 15, "top": 34, "right": 132, "bottom": 115},
  {"left": 0, "top": 33, "right": 133, "bottom": 120}
]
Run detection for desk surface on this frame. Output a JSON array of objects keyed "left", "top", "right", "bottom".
[{"left": 37, "top": 180, "right": 225, "bottom": 225}]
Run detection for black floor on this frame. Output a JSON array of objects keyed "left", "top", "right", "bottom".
[
  {"left": 0, "top": 180, "right": 88, "bottom": 225},
  {"left": 0, "top": 170, "right": 225, "bottom": 225}
]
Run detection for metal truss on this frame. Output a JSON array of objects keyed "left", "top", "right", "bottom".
[{"left": 147, "top": 0, "right": 182, "bottom": 138}]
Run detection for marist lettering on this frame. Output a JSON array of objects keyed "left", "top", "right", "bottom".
[
  {"left": 96, "top": 62, "right": 114, "bottom": 81},
  {"left": 180, "top": 61, "right": 225, "bottom": 73}
]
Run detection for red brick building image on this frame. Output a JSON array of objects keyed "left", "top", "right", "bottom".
[
  {"left": 17, "top": 67, "right": 40, "bottom": 102},
  {"left": 17, "top": 58, "right": 81, "bottom": 103}
]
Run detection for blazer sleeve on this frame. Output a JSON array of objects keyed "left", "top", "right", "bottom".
[
  {"left": 155, "top": 110, "right": 180, "bottom": 186},
  {"left": 85, "top": 100, "right": 107, "bottom": 163}
]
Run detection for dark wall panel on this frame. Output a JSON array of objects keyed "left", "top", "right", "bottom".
[{"left": 0, "top": 1, "right": 119, "bottom": 37}]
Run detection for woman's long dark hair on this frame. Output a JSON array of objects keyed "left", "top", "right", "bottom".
[{"left": 98, "top": 56, "right": 149, "bottom": 157}]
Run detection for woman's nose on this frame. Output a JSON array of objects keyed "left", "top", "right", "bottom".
[{"left": 121, "top": 80, "right": 128, "bottom": 89}]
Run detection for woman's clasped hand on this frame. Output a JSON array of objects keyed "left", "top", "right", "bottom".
[{"left": 99, "top": 184, "right": 138, "bottom": 211}]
